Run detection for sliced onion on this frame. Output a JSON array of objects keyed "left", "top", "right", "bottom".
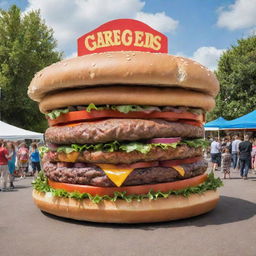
[{"left": 148, "top": 137, "right": 181, "bottom": 144}]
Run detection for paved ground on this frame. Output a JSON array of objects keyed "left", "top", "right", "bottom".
[{"left": 0, "top": 170, "right": 255, "bottom": 256}]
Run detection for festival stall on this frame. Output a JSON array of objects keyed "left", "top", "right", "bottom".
[
  {"left": 204, "top": 117, "right": 228, "bottom": 131},
  {"left": 0, "top": 121, "right": 43, "bottom": 140},
  {"left": 204, "top": 117, "right": 228, "bottom": 138},
  {"left": 220, "top": 110, "right": 256, "bottom": 130}
]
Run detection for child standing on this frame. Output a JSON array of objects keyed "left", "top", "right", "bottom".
[
  {"left": 221, "top": 147, "right": 231, "bottom": 179},
  {"left": 30, "top": 143, "right": 41, "bottom": 176}
]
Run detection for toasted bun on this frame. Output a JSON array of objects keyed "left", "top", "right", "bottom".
[
  {"left": 28, "top": 51, "right": 219, "bottom": 102},
  {"left": 39, "top": 86, "right": 215, "bottom": 113},
  {"left": 32, "top": 189, "right": 219, "bottom": 223}
]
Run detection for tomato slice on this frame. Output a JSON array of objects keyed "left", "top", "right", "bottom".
[
  {"left": 179, "top": 120, "right": 203, "bottom": 127},
  {"left": 48, "top": 109, "right": 203, "bottom": 126},
  {"left": 48, "top": 173, "right": 207, "bottom": 196},
  {"left": 160, "top": 156, "right": 203, "bottom": 167}
]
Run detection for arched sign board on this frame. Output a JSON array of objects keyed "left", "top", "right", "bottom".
[{"left": 77, "top": 19, "right": 168, "bottom": 56}]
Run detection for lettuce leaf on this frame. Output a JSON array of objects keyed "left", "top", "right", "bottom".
[
  {"left": 46, "top": 109, "right": 69, "bottom": 120},
  {"left": 86, "top": 103, "right": 104, "bottom": 112},
  {"left": 38, "top": 146, "right": 50, "bottom": 158},
  {"left": 32, "top": 171, "right": 223, "bottom": 203},
  {"left": 48, "top": 139, "right": 207, "bottom": 155},
  {"left": 86, "top": 104, "right": 160, "bottom": 114},
  {"left": 111, "top": 105, "right": 160, "bottom": 114},
  {"left": 181, "top": 139, "right": 210, "bottom": 148},
  {"left": 55, "top": 141, "right": 179, "bottom": 155}
]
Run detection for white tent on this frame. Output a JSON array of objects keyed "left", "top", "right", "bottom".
[
  {"left": 0, "top": 121, "right": 44, "bottom": 140},
  {"left": 204, "top": 127, "right": 220, "bottom": 131}
]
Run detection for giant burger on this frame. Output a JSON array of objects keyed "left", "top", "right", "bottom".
[{"left": 29, "top": 42, "right": 222, "bottom": 223}]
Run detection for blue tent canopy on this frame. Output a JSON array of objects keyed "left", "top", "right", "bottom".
[
  {"left": 221, "top": 110, "right": 256, "bottom": 129},
  {"left": 204, "top": 117, "right": 228, "bottom": 128}
]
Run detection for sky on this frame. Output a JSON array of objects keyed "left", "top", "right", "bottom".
[{"left": 0, "top": 0, "right": 256, "bottom": 70}]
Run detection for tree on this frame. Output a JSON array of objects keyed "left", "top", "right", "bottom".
[
  {"left": 0, "top": 5, "right": 62, "bottom": 132},
  {"left": 207, "top": 35, "right": 256, "bottom": 121}
]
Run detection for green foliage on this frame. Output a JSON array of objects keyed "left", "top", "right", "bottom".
[
  {"left": 0, "top": 5, "right": 62, "bottom": 132},
  {"left": 208, "top": 36, "right": 256, "bottom": 121},
  {"left": 32, "top": 171, "right": 223, "bottom": 203}
]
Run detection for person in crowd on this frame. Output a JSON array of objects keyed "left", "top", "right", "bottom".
[
  {"left": 30, "top": 143, "right": 41, "bottom": 176},
  {"left": 7, "top": 142, "right": 16, "bottom": 189},
  {"left": 0, "top": 141, "right": 11, "bottom": 191},
  {"left": 210, "top": 137, "right": 221, "bottom": 171},
  {"left": 221, "top": 147, "right": 231, "bottom": 179},
  {"left": 251, "top": 138, "right": 256, "bottom": 174},
  {"left": 239, "top": 135, "right": 252, "bottom": 180},
  {"left": 221, "top": 138, "right": 229, "bottom": 153},
  {"left": 17, "top": 143, "right": 29, "bottom": 178},
  {"left": 231, "top": 135, "right": 241, "bottom": 171},
  {"left": 225, "top": 136, "right": 232, "bottom": 153}
]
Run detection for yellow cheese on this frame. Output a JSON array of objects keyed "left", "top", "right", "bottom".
[
  {"left": 58, "top": 152, "right": 79, "bottom": 162},
  {"left": 97, "top": 164, "right": 134, "bottom": 187},
  {"left": 172, "top": 166, "right": 185, "bottom": 176}
]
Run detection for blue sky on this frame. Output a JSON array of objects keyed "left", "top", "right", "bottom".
[{"left": 1, "top": 0, "right": 256, "bottom": 69}]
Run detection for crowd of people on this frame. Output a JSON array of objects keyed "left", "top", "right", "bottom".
[
  {"left": 0, "top": 140, "right": 41, "bottom": 191},
  {"left": 209, "top": 135, "right": 256, "bottom": 179}
]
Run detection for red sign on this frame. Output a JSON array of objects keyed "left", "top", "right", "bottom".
[{"left": 77, "top": 19, "right": 168, "bottom": 56}]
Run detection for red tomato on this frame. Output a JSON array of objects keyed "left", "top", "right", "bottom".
[
  {"left": 48, "top": 173, "right": 208, "bottom": 196},
  {"left": 48, "top": 109, "right": 203, "bottom": 127},
  {"left": 160, "top": 156, "right": 203, "bottom": 167}
]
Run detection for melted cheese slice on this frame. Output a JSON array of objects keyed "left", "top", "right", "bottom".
[
  {"left": 172, "top": 166, "right": 185, "bottom": 176},
  {"left": 58, "top": 152, "right": 79, "bottom": 162},
  {"left": 97, "top": 164, "right": 133, "bottom": 187}
]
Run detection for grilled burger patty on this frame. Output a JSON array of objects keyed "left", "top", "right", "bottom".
[
  {"left": 45, "top": 119, "right": 204, "bottom": 144},
  {"left": 44, "top": 145, "right": 203, "bottom": 164},
  {"left": 43, "top": 159, "right": 208, "bottom": 187}
]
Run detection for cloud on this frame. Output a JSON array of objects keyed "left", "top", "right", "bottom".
[
  {"left": 217, "top": 0, "right": 256, "bottom": 30},
  {"left": 248, "top": 27, "right": 256, "bottom": 36},
  {"left": 136, "top": 12, "right": 178, "bottom": 33},
  {"left": 25, "top": 0, "right": 178, "bottom": 56},
  {"left": 191, "top": 47, "right": 226, "bottom": 71},
  {"left": 65, "top": 51, "right": 77, "bottom": 59},
  {"left": 176, "top": 47, "right": 226, "bottom": 71}
]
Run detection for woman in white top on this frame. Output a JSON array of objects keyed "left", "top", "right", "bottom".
[{"left": 210, "top": 137, "right": 221, "bottom": 171}]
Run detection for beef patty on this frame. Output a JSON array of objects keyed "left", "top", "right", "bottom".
[
  {"left": 43, "top": 159, "right": 208, "bottom": 187},
  {"left": 44, "top": 145, "right": 203, "bottom": 164},
  {"left": 45, "top": 118, "right": 204, "bottom": 144}
]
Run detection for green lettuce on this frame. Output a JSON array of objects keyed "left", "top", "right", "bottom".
[
  {"left": 32, "top": 171, "right": 223, "bottom": 204},
  {"left": 111, "top": 105, "right": 159, "bottom": 114},
  {"left": 86, "top": 104, "right": 159, "bottom": 113},
  {"left": 46, "top": 109, "right": 69, "bottom": 120},
  {"left": 38, "top": 146, "right": 50, "bottom": 158},
  {"left": 181, "top": 139, "right": 210, "bottom": 148},
  {"left": 48, "top": 139, "right": 208, "bottom": 156},
  {"left": 55, "top": 141, "right": 179, "bottom": 155},
  {"left": 86, "top": 103, "right": 105, "bottom": 112}
]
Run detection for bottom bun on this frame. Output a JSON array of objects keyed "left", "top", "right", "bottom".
[{"left": 32, "top": 189, "right": 219, "bottom": 223}]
